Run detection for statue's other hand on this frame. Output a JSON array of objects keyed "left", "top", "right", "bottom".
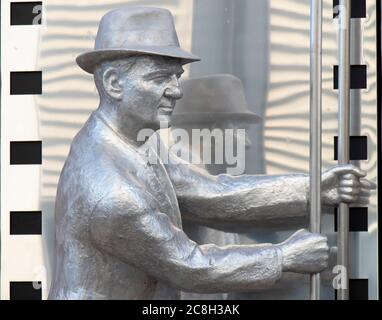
[
  {"left": 321, "top": 246, "right": 338, "bottom": 286},
  {"left": 277, "top": 229, "right": 329, "bottom": 274},
  {"left": 322, "top": 164, "right": 376, "bottom": 207}
]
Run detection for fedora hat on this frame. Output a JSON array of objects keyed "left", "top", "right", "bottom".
[
  {"left": 76, "top": 6, "right": 200, "bottom": 74},
  {"left": 171, "top": 74, "right": 262, "bottom": 125}
]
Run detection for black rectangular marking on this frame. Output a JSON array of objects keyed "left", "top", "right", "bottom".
[
  {"left": 10, "top": 141, "right": 42, "bottom": 165},
  {"left": 334, "top": 136, "right": 368, "bottom": 161},
  {"left": 10, "top": 71, "right": 42, "bottom": 95},
  {"left": 11, "top": 2, "right": 43, "bottom": 25},
  {"left": 349, "top": 279, "right": 369, "bottom": 300},
  {"left": 334, "top": 207, "right": 368, "bottom": 232},
  {"left": 10, "top": 211, "right": 42, "bottom": 235},
  {"left": 333, "top": 65, "right": 367, "bottom": 90},
  {"left": 10, "top": 282, "right": 42, "bottom": 300},
  {"left": 333, "top": 0, "right": 366, "bottom": 19},
  {"left": 335, "top": 279, "right": 369, "bottom": 300}
]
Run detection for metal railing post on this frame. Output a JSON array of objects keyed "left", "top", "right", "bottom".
[
  {"left": 309, "top": 0, "right": 323, "bottom": 300},
  {"left": 337, "top": 0, "right": 351, "bottom": 301}
]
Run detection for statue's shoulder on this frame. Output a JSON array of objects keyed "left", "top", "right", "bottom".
[
  {"left": 69, "top": 114, "right": 136, "bottom": 164},
  {"left": 60, "top": 113, "right": 160, "bottom": 199},
  {"left": 61, "top": 115, "right": 136, "bottom": 183}
]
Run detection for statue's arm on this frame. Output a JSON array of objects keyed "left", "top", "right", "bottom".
[
  {"left": 166, "top": 158, "right": 309, "bottom": 231},
  {"left": 168, "top": 159, "right": 373, "bottom": 232},
  {"left": 88, "top": 188, "right": 284, "bottom": 293}
]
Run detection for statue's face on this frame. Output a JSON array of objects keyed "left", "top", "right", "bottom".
[{"left": 120, "top": 56, "right": 184, "bottom": 130}]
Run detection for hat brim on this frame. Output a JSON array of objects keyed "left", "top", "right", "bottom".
[
  {"left": 76, "top": 46, "right": 201, "bottom": 74},
  {"left": 171, "top": 112, "right": 263, "bottom": 125}
]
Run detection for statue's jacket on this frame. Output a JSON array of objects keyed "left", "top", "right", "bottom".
[{"left": 49, "top": 112, "right": 309, "bottom": 300}]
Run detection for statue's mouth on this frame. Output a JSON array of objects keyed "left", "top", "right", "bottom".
[
  {"left": 158, "top": 106, "right": 174, "bottom": 115},
  {"left": 158, "top": 100, "right": 176, "bottom": 115}
]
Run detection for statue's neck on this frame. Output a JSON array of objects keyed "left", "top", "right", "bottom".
[{"left": 96, "top": 103, "right": 145, "bottom": 147}]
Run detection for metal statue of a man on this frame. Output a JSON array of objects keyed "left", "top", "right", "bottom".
[{"left": 49, "top": 6, "right": 374, "bottom": 300}]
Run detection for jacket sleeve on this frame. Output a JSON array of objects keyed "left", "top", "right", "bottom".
[
  {"left": 89, "top": 187, "right": 283, "bottom": 293},
  {"left": 165, "top": 152, "right": 309, "bottom": 232}
]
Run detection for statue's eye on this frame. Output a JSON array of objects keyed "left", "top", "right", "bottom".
[{"left": 151, "top": 74, "right": 170, "bottom": 82}]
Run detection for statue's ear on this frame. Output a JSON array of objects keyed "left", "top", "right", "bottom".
[{"left": 103, "top": 67, "right": 123, "bottom": 100}]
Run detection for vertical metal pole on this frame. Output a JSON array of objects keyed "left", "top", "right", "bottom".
[
  {"left": 309, "top": 0, "right": 323, "bottom": 301},
  {"left": 337, "top": 0, "right": 351, "bottom": 301}
]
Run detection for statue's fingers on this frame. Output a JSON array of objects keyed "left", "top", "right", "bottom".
[
  {"left": 339, "top": 177, "right": 360, "bottom": 187},
  {"left": 339, "top": 174, "right": 358, "bottom": 185},
  {"left": 339, "top": 187, "right": 360, "bottom": 196},
  {"left": 355, "top": 197, "right": 370, "bottom": 206},
  {"left": 360, "top": 179, "right": 377, "bottom": 190},
  {"left": 340, "top": 194, "right": 358, "bottom": 203},
  {"left": 332, "top": 165, "right": 366, "bottom": 178},
  {"left": 359, "top": 188, "right": 371, "bottom": 197}
]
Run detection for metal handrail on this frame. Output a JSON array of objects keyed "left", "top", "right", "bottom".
[
  {"left": 337, "top": 0, "right": 351, "bottom": 301},
  {"left": 309, "top": 0, "right": 323, "bottom": 300}
]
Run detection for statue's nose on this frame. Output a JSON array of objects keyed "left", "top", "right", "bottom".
[{"left": 164, "top": 76, "right": 183, "bottom": 100}]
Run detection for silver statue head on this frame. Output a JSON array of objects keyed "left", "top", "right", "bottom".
[
  {"left": 94, "top": 55, "right": 185, "bottom": 131},
  {"left": 76, "top": 6, "right": 200, "bottom": 138}
]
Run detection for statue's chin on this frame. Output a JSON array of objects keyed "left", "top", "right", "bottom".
[{"left": 157, "top": 115, "right": 172, "bottom": 128}]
